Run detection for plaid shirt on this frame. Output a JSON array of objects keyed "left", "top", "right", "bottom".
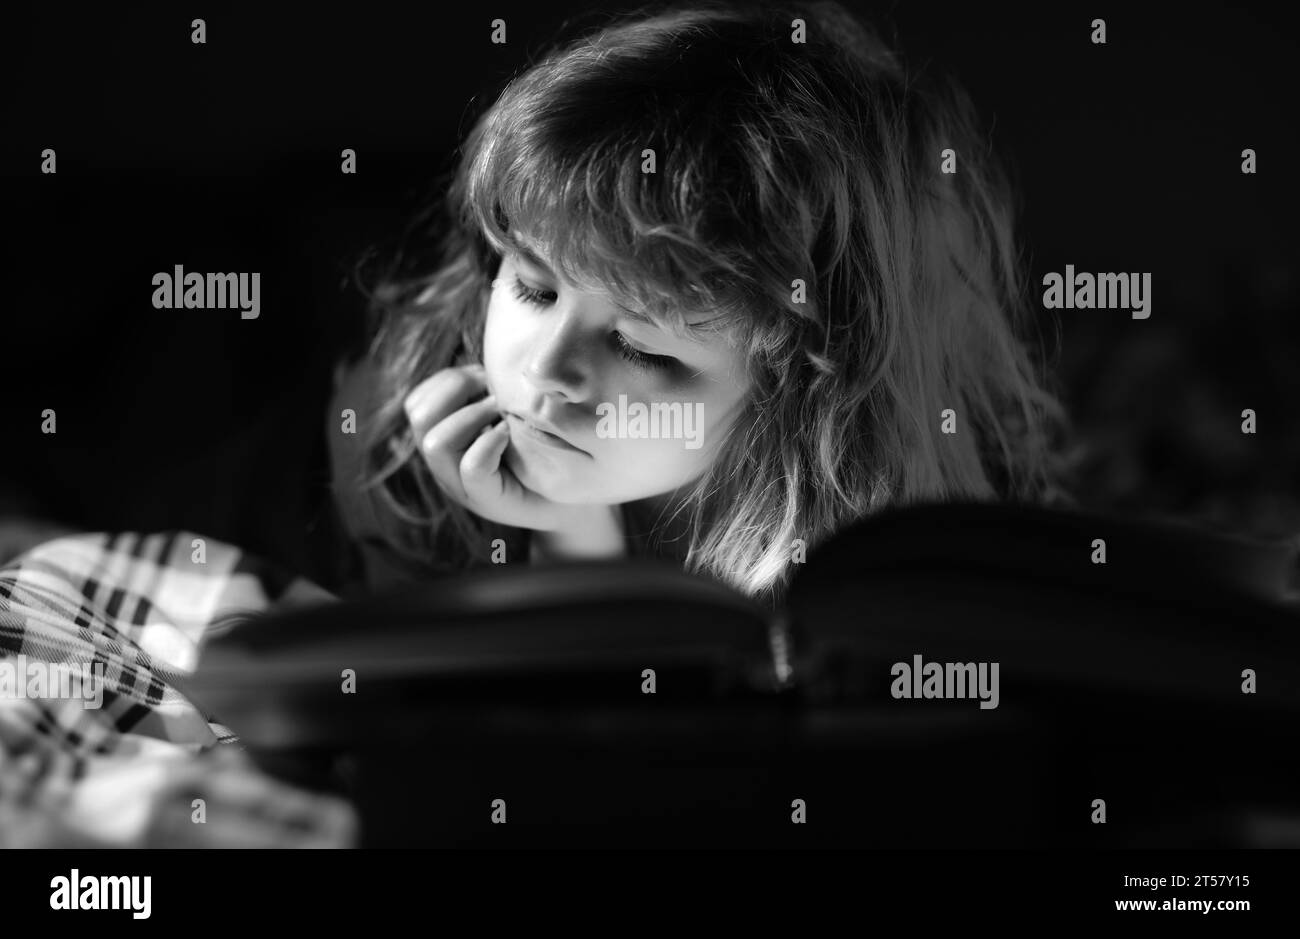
[{"left": 0, "top": 528, "right": 342, "bottom": 846}]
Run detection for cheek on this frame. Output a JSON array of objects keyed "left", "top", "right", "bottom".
[
  {"left": 683, "top": 394, "right": 746, "bottom": 471},
  {"left": 601, "top": 436, "right": 716, "bottom": 499},
  {"left": 601, "top": 397, "right": 726, "bottom": 477},
  {"left": 481, "top": 297, "right": 522, "bottom": 391}
]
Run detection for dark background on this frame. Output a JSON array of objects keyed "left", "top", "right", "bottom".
[{"left": 4, "top": 1, "right": 1298, "bottom": 582}]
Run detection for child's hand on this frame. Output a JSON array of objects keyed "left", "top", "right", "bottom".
[{"left": 404, "top": 364, "right": 594, "bottom": 535}]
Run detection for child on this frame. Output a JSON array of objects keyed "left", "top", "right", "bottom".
[{"left": 326, "top": 0, "right": 1080, "bottom": 609}]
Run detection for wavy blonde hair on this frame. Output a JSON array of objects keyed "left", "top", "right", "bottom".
[{"left": 344, "top": 0, "right": 1083, "bottom": 609}]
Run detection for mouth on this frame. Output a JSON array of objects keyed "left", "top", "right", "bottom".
[{"left": 505, "top": 412, "right": 588, "bottom": 455}]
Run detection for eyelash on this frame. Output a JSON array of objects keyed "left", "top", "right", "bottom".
[{"left": 508, "top": 275, "right": 679, "bottom": 374}]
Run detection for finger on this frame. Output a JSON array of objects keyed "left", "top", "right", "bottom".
[
  {"left": 403, "top": 366, "right": 489, "bottom": 440},
  {"left": 459, "top": 418, "right": 511, "bottom": 491},
  {"left": 460, "top": 421, "right": 554, "bottom": 529},
  {"left": 421, "top": 394, "right": 501, "bottom": 460},
  {"left": 417, "top": 396, "right": 502, "bottom": 504}
]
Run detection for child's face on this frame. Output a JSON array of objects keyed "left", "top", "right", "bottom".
[{"left": 481, "top": 231, "right": 751, "bottom": 506}]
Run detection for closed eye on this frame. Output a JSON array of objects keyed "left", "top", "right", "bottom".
[
  {"left": 510, "top": 276, "right": 556, "bottom": 307},
  {"left": 611, "top": 330, "right": 678, "bottom": 373},
  {"left": 508, "top": 275, "right": 681, "bottom": 374}
]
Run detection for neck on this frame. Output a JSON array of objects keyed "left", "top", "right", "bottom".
[{"left": 625, "top": 484, "right": 697, "bottom": 560}]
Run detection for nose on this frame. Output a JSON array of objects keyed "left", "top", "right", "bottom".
[{"left": 522, "top": 302, "right": 595, "bottom": 401}]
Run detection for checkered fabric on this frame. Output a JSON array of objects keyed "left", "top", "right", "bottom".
[{"left": 0, "top": 529, "right": 339, "bottom": 846}]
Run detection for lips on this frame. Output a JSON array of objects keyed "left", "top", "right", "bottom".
[{"left": 506, "top": 411, "right": 586, "bottom": 454}]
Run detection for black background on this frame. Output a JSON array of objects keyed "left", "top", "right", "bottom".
[{"left": 4, "top": 1, "right": 1298, "bottom": 581}]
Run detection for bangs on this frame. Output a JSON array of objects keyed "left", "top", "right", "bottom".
[
  {"left": 458, "top": 84, "right": 773, "bottom": 348},
  {"left": 474, "top": 169, "right": 751, "bottom": 346}
]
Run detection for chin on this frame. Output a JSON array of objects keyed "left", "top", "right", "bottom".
[{"left": 505, "top": 447, "right": 589, "bottom": 502}]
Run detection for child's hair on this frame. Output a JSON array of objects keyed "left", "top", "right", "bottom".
[{"left": 343, "top": 0, "right": 1082, "bottom": 608}]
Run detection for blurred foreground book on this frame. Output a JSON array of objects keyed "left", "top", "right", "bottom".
[{"left": 180, "top": 499, "right": 1300, "bottom": 847}]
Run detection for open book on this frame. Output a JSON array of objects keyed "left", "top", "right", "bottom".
[{"left": 179, "top": 499, "right": 1300, "bottom": 847}]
